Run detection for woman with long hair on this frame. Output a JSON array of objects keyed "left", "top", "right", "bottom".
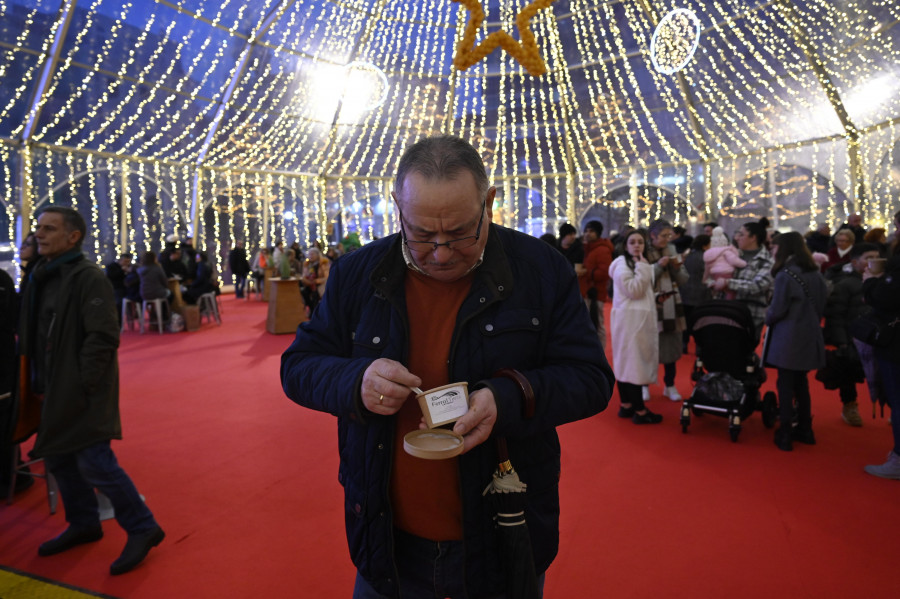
[
  {"left": 645, "top": 219, "right": 689, "bottom": 401},
  {"left": 18, "top": 232, "right": 38, "bottom": 293},
  {"left": 764, "top": 231, "right": 828, "bottom": 451},
  {"left": 137, "top": 251, "right": 170, "bottom": 301},
  {"left": 608, "top": 229, "right": 662, "bottom": 424}
]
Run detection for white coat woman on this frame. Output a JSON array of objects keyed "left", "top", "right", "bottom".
[{"left": 609, "top": 230, "right": 663, "bottom": 424}]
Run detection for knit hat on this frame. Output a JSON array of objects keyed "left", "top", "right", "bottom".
[{"left": 710, "top": 227, "right": 729, "bottom": 247}]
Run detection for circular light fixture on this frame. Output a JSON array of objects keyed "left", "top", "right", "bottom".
[
  {"left": 650, "top": 8, "right": 701, "bottom": 75},
  {"left": 343, "top": 61, "right": 389, "bottom": 112}
]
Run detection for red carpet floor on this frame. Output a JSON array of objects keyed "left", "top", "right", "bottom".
[{"left": 1, "top": 296, "right": 898, "bottom": 598}]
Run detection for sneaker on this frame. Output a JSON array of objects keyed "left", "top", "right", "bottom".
[
  {"left": 632, "top": 409, "right": 663, "bottom": 424},
  {"left": 642, "top": 386, "right": 651, "bottom": 402},
  {"left": 842, "top": 401, "right": 863, "bottom": 427},
  {"left": 864, "top": 451, "right": 900, "bottom": 480},
  {"left": 663, "top": 386, "right": 682, "bottom": 401}
]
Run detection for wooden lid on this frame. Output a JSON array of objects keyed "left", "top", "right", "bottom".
[{"left": 403, "top": 429, "right": 464, "bottom": 460}]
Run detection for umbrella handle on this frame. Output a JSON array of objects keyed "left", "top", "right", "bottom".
[
  {"left": 493, "top": 368, "right": 535, "bottom": 419},
  {"left": 495, "top": 437, "right": 513, "bottom": 474},
  {"left": 492, "top": 369, "right": 535, "bottom": 475}
]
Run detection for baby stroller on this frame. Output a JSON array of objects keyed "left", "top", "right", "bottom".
[{"left": 680, "top": 300, "right": 777, "bottom": 442}]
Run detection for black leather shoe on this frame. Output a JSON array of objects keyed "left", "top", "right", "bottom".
[
  {"left": 618, "top": 405, "right": 635, "bottom": 418},
  {"left": 110, "top": 526, "right": 165, "bottom": 575},
  {"left": 791, "top": 428, "right": 817, "bottom": 445},
  {"left": 38, "top": 526, "right": 104, "bottom": 556},
  {"left": 632, "top": 410, "right": 663, "bottom": 424}
]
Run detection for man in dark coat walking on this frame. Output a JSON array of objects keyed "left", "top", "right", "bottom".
[
  {"left": 228, "top": 240, "right": 251, "bottom": 298},
  {"left": 20, "top": 206, "right": 164, "bottom": 575}
]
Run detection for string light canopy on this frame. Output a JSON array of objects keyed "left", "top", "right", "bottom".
[{"left": 0, "top": 0, "right": 898, "bottom": 277}]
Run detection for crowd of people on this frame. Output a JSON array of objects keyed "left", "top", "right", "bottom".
[
  {"left": 543, "top": 209, "right": 900, "bottom": 477},
  {"left": 103, "top": 235, "right": 222, "bottom": 329},
  {"left": 238, "top": 240, "right": 342, "bottom": 315},
  {"left": 1, "top": 136, "right": 898, "bottom": 596}
]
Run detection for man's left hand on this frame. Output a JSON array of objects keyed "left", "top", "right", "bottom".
[{"left": 452, "top": 388, "right": 497, "bottom": 454}]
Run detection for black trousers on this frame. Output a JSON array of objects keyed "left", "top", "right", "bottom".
[
  {"left": 777, "top": 368, "right": 812, "bottom": 430},
  {"left": 617, "top": 381, "right": 648, "bottom": 412}
]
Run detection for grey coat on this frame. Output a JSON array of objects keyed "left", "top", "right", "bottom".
[{"left": 764, "top": 263, "right": 827, "bottom": 371}]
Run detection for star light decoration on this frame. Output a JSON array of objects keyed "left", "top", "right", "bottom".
[{"left": 452, "top": 0, "right": 557, "bottom": 77}]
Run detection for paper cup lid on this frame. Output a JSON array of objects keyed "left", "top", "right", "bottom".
[{"left": 403, "top": 429, "right": 464, "bottom": 460}]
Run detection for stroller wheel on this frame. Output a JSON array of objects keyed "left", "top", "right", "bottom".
[
  {"left": 729, "top": 414, "right": 741, "bottom": 442},
  {"left": 761, "top": 391, "right": 777, "bottom": 429}
]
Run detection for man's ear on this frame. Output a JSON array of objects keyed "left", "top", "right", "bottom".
[
  {"left": 485, "top": 186, "right": 496, "bottom": 220},
  {"left": 68, "top": 229, "right": 83, "bottom": 248}
]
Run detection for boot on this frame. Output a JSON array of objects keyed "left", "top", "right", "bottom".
[
  {"left": 864, "top": 451, "right": 900, "bottom": 480},
  {"left": 791, "top": 427, "right": 816, "bottom": 445},
  {"left": 842, "top": 401, "right": 863, "bottom": 427},
  {"left": 774, "top": 426, "right": 793, "bottom": 452},
  {"left": 38, "top": 526, "right": 104, "bottom": 556},
  {"left": 110, "top": 526, "right": 165, "bottom": 575}
]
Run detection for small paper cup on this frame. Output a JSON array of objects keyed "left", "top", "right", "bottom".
[{"left": 416, "top": 382, "right": 469, "bottom": 429}]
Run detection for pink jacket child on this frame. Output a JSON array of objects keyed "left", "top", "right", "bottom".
[{"left": 703, "top": 227, "right": 747, "bottom": 300}]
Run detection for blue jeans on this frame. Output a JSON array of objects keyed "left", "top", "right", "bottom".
[
  {"left": 234, "top": 274, "right": 247, "bottom": 297},
  {"left": 44, "top": 441, "right": 158, "bottom": 534},
  {"left": 352, "top": 530, "right": 544, "bottom": 599}
]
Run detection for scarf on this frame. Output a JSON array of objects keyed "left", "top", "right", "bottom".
[{"left": 646, "top": 243, "right": 686, "bottom": 334}]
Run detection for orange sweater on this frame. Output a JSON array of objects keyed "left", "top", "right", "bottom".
[{"left": 390, "top": 270, "right": 472, "bottom": 541}]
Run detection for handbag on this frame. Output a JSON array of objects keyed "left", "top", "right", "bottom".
[{"left": 849, "top": 312, "right": 900, "bottom": 348}]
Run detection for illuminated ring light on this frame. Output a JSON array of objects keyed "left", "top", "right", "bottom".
[
  {"left": 344, "top": 61, "right": 389, "bottom": 111},
  {"left": 650, "top": 8, "right": 701, "bottom": 75}
]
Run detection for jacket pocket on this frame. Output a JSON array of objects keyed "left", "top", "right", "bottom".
[
  {"left": 477, "top": 308, "right": 544, "bottom": 369},
  {"left": 351, "top": 321, "right": 390, "bottom": 359}
]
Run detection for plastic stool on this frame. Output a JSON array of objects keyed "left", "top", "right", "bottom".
[
  {"left": 198, "top": 292, "right": 221, "bottom": 325},
  {"left": 121, "top": 298, "right": 142, "bottom": 332},
  {"left": 141, "top": 298, "right": 168, "bottom": 334},
  {"left": 246, "top": 277, "right": 262, "bottom": 300},
  {"left": 6, "top": 444, "right": 58, "bottom": 514}
]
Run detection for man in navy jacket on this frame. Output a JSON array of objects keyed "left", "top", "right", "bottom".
[{"left": 281, "top": 136, "right": 613, "bottom": 598}]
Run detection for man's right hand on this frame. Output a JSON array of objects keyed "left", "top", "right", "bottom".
[{"left": 361, "top": 358, "right": 423, "bottom": 415}]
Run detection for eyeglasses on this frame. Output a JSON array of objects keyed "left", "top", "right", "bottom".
[{"left": 399, "top": 200, "right": 486, "bottom": 254}]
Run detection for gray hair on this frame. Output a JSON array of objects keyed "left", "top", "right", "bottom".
[
  {"left": 394, "top": 135, "right": 490, "bottom": 199},
  {"left": 38, "top": 206, "right": 86, "bottom": 247}
]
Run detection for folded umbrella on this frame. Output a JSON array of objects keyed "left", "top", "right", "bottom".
[{"left": 484, "top": 437, "right": 540, "bottom": 599}]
